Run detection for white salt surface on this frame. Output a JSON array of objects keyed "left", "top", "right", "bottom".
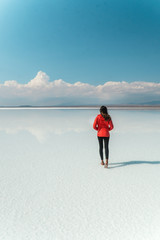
[{"left": 0, "top": 109, "right": 160, "bottom": 240}]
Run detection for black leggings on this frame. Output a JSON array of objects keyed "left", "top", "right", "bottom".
[{"left": 98, "top": 137, "right": 110, "bottom": 160}]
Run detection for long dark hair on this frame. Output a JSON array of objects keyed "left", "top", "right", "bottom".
[{"left": 100, "top": 106, "right": 111, "bottom": 121}]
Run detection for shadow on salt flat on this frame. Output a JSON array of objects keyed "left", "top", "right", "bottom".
[{"left": 108, "top": 160, "right": 160, "bottom": 169}]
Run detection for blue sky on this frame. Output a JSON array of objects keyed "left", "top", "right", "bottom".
[
  {"left": 0, "top": 0, "right": 160, "bottom": 105},
  {"left": 0, "top": 0, "right": 160, "bottom": 84}
]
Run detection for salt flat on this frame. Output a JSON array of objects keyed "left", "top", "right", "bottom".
[{"left": 0, "top": 109, "right": 160, "bottom": 240}]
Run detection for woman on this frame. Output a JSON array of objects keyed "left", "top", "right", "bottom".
[{"left": 93, "top": 106, "right": 114, "bottom": 167}]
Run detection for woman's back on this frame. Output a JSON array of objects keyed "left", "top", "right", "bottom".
[{"left": 93, "top": 114, "right": 114, "bottom": 137}]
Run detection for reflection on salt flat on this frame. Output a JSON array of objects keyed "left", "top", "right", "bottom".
[
  {"left": 113, "top": 110, "right": 160, "bottom": 134},
  {"left": 0, "top": 109, "right": 160, "bottom": 142},
  {"left": 0, "top": 110, "right": 92, "bottom": 142}
]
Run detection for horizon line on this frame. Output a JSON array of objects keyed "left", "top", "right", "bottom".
[{"left": 0, "top": 105, "right": 160, "bottom": 110}]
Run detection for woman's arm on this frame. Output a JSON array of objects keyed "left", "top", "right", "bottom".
[
  {"left": 93, "top": 116, "right": 98, "bottom": 130},
  {"left": 108, "top": 119, "right": 114, "bottom": 131}
]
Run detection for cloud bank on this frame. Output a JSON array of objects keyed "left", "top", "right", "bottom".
[{"left": 0, "top": 71, "right": 160, "bottom": 106}]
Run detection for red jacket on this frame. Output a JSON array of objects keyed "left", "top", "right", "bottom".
[{"left": 93, "top": 114, "right": 114, "bottom": 137}]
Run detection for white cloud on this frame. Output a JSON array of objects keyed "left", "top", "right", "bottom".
[
  {"left": 0, "top": 71, "right": 160, "bottom": 105},
  {"left": 27, "top": 71, "right": 50, "bottom": 88}
]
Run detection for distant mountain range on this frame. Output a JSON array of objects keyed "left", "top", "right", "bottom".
[{"left": 140, "top": 101, "right": 160, "bottom": 105}]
